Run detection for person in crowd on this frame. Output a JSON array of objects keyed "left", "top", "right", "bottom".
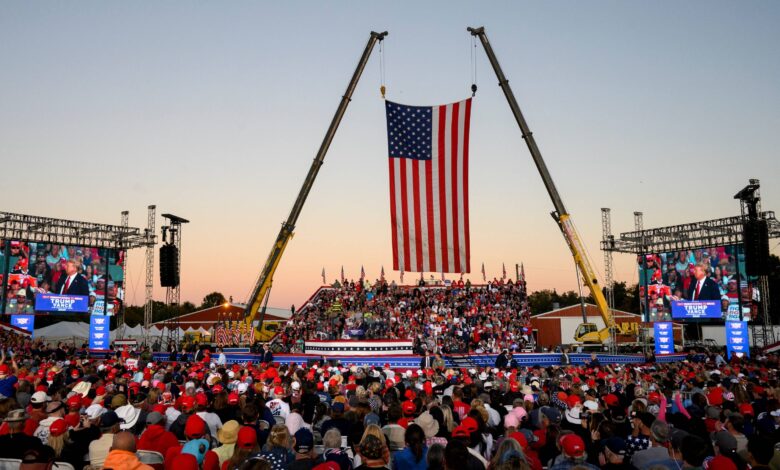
[
  {"left": 89, "top": 410, "right": 123, "bottom": 468},
  {"left": 223, "top": 426, "right": 259, "bottom": 470},
  {"left": 0, "top": 409, "right": 44, "bottom": 458},
  {"left": 392, "top": 423, "right": 428, "bottom": 470},
  {"left": 289, "top": 428, "right": 321, "bottom": 470},
  {"left": 103, "top": 431, "right": 155, "bottom": 470},
  {"left": 138, "top": 411, "right": 180, "bottom": 457}
]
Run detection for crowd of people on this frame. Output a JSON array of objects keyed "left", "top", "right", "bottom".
[
  {"left": 0, "top": 324, "right": 779, "bottom": 470},
  {"left": 275, "top": 279, "right": 534, "bottom": 355}
]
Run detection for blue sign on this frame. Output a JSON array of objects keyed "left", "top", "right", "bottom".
[
  {"left": 671, "top": 300, "right": 721, "bottom": 320},
  {"left": 725, "top": 320, "right": 750, "bottom": 359},
  {"left": 35, "top": 293, "right": 89, "bottom": 313},
  {"left": 654, "top": 321, "right": 674, "bottom": 355},
  {"left": 89, "top": 314, "right": 110, "bottom": 350},
  {"left": 10, "top": 315, "right": 34, "bottom": 337}
]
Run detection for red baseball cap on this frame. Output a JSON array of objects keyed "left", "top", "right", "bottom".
[
  {"left": 402, "top": 400, "right": 416, "bottom": 416},
  {"left": 96, "top": 386, "right": 106, "bottom": 396},
  {"left": 194, "top": 393, "right": 208, "bottom": 407},
  {"left": 184, "top": 415, "right": 207, "bottom": 439},
  {"left": 212, "top": 384, "right": 224, "bottom": 393},
  {"left": 227, "top": 393, "right": 239, "bottom": 405},
  {"left": 237, "top": 426, "right": 257, "bottom": 449},
  {"left": 452, "top": 425, "right": 470, "bottom": 438},
  {"left": 648, "top": 392, "right": 661, "bottom": 404},
  {"left": 180, "top": 395, "right": 196, "bottom": 411},
  {"left": 509, "top": 431, "right": 528, "bottom": 449},
  {"left": 66, "top": 395, "right": 82, "bottom": 409},
  {"left": 566, "top": 395, "right": 581, "bottom": 408},
  {"left": 603, "top": 394, "right": 619, "bottom": 408},
  {"left": 561, "top": 434, "right": 585, "bottom": 458},
  {"left": 50, "top": 418, "right": 68, "bottom": 437},
  {"left": 461, "top": 417, "right": 479, "bottom": 434}
]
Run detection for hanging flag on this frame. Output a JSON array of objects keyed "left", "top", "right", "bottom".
[
  {"left": 340, "top": 266, "right": 345, "bottom": 283},
  {"left": 360, "top": 265, "right": 365, "bottom": 281},
  {"left": 386, "top": 99, "right": 472, "bottom": 274},
  {"left": 481, "top": 262, "right": 486, "bottom": 282},
  {"left": 502, "top": 263, "right": 507, "bottom": 280},
  {"left": 321, "top": 267, "right": 326, "bottom": 285}
]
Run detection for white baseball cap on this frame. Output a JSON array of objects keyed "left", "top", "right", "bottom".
[{"left": 30, "top": 391, "right": 50, "bottom": 405}]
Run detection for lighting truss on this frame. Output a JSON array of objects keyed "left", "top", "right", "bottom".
[
  {"left": 0, "top": 211, "right": 148, "bottom": 250},
  {"left": 601, "top": 211, "right": 780, "bottom": 254}
]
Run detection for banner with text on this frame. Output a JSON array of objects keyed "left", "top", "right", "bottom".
[
  {"left": 725, "top": 320, "right": 750, "bottom": 359},
  {"left": 654, "top": 321, "right": 674, "bottom": 355},
  {"left": 89, "top": 314, "right": 110, "bottom": 350},
  {"left": 10, "top": 315, "right": 34, "bottom": 337},
  {"left": 671, "top": 300, "right": 721, "bottom": 320},
  {"left": 304, "top": 339, "right": 414, "bottom": 356},
  {"left": 35, "top": 293, "right": 90, "bottom": 314}
]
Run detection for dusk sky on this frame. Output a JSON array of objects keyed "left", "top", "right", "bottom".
[{"left": 1, "top": 2, "right": 778, "bottom": 310}]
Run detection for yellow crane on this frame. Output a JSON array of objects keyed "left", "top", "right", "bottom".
[
  {"left": 468, "top": 27, "right": 627, "bottom": 348},
  {"left": 244, "top": 32, "right": 387, "bottom": 342}
]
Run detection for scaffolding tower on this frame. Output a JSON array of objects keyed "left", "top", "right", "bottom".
[
  {"left": 143, "top": 206, "right": 156, "bottom": 345},
  {"left": 116, "top": 210, "right": 130, "bottom": 339},
  {"left": 160, "top": 213, "right": 188, "bottom": 349},
  {"left": 734, "top": 180, "right": 776, "bottom": 348}
]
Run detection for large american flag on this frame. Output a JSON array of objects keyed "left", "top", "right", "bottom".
[{"left": 386, "top": 98, "right": 472, "bottom": 273}]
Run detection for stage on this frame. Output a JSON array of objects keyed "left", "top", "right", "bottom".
[{"left": 150, "top": 351, "right": 687, "bottom": 368}]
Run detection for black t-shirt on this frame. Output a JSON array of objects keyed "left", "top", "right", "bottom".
[{"left": 0, "top": 433, "right": 44, "bottom": 459}]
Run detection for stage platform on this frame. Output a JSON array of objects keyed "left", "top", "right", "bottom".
[{"left": 150, "top": 351, "right": 687, "bottom": 368}]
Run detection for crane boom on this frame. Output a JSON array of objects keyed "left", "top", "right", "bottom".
[
  {"left": 245, "top": 31, "right": 387, "bottom": 334},
  {"left": 468, "top": 26, "right": 615, "bottom": 333}
]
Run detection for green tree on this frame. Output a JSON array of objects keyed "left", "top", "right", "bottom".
[{"left": 200, "top": 292, "right": 227, "bottom": 309}]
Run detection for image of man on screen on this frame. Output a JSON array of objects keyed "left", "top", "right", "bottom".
[
  {"left": 685, "top": 262, "right": 721, "bottom": 301},
  {"left": 53, "top": 260, "right": 90, "bottom": 296}
]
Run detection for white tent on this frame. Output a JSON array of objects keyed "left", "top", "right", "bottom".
[
  {"left": 121, "top": 324, "right": 146, "bottom": 338},
  {"left": 35, "top": 321, "right": 106, "bottom": 341}
]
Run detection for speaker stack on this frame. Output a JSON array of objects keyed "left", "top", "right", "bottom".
[
  {"left": 743, "top": 220, "right": 770, "bottom": 276},
  {"left": 159, "top": 243, "right": 180, "bottom": 287}
]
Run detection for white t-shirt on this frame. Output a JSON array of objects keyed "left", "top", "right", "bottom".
[
  {"left": 196, "top": 411, "right": 223, "bottom": 436},
  {"left": 165, "top": 407, "right": 181, "bottom": 431},
  {"left": 265, "top": 398, "right": 290, "bottom": 419}
]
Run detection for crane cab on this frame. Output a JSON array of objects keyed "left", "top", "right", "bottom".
[{"left": 574, "top": 322, "right": 600, "bottom": 344}]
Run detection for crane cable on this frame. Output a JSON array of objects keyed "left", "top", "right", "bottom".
[
  {"left": 470, "top": 34, "right": 478, "bottom": 96},
  {"left": 379, "top": 40, "right": 386, "bottom": 99}
]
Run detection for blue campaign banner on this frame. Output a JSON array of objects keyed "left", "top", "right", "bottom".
[
  {"left": 725, "top": 320, "right": 750, "bottom": 359},
  {"left": 671, "top": 300, "right": 721, "bottom": 320},
  {"left": 654, "top": 321, "right": 674, "bottom": 355},
  {"left": 89, "top": 314, "right": 110, "bottom": 350},
  {"left": 35, "top": 293, "right": 89, "bottom": 313},
  {"left": 10, "top": 315, "right": 34, "bottom": 337}
]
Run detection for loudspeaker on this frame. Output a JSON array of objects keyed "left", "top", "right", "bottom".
[
  {"left": 159, "top": 244, "right": 180, "bottom": 287},
  {"left": 743, "top": 220, "right": 770, "bottom": 276}
]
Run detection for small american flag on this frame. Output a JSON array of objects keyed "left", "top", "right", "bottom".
[{"left": 386, "top": 99, "right": 472, "bottom": 273}]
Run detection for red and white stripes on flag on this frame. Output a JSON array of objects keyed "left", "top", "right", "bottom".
[{"left": 386, "top": 98, "right": 472, "bottom": 273}]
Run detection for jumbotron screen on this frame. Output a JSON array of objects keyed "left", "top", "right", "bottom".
[
  {"left": 637, "top": 245, "right": 755, "bottom": 322},
  {"left": 1, "top": 241, "right": 124, "bottom": 316}
]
